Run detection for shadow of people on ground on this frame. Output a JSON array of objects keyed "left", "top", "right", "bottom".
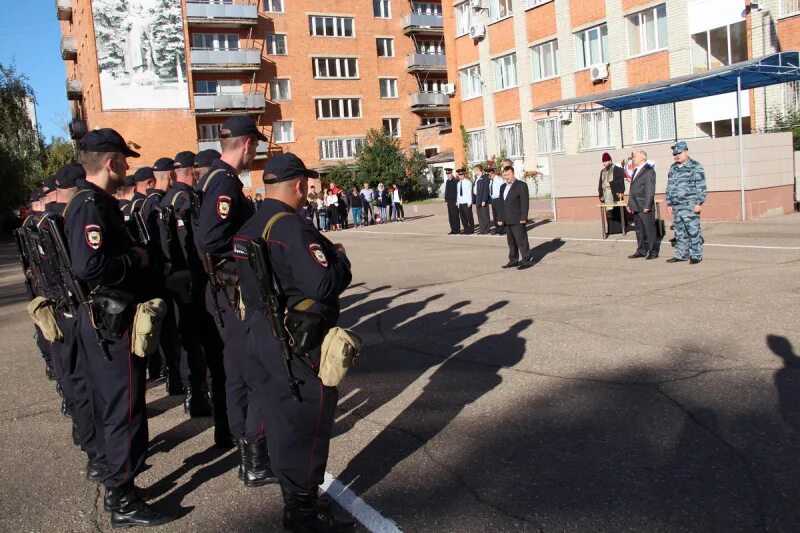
[{"left": 528, "top": 238, "right": 565, "bottom": 265}]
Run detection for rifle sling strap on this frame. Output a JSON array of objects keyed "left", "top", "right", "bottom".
[{"left": 259, "top": 211, "right": 314, "bottom": 313}]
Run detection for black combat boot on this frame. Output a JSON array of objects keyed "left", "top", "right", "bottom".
[
  {"left": 72, "top": 421, "right": 80, "bottom": 446},
  {"left": 183, "top": 384, "right": 192, "bottom": 414},
  {"left": 56, "top": 382, "right": 63, "bottom": 398},
  {"left": 281, "top": 485, "right": 355, "bottom": 532},
  {"left": 237, "top": 436, "right": 246, "bottom": 480},
  {"left": 242, "top": 436, "right": 278, "bottom": 488},
  {"left": 86, "top": 459, "right": 105, "bottom": 483},
  {"left": 165, "top": 372, "right": 184, "bottom": 396},
  {"left": 61, "top": 398, "right": 70, "bottom": 418},
  {"left": 106, "top": 483, "right": 173, "bottom": 529},
  {"left": 186, "top": 384, "right": 212, "bottom": 417}
]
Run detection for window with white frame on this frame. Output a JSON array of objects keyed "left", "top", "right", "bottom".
[
  {"left": 418, "top": 78, "right": 445, "bottom": 92},
  {"left": 493, "top": 53, "right": 518, "bottom": 91},
  {"left": 192, "top": 34, "right": 239, "bottom": 50},
  {"left": 633, "top": 103, "right": 675, "bottom": 143},
  {"left": 195, "top": 80, "right": 219, "bottom": 94},
  {"left": 309, "top": 16, "right": 354, "bottom": 37},
  {"left": 373, "top": 0, "right": 391, "bottom": 18},
  {"left": 455, "top": 2, "right": 475, "bottom": 36},
  {"left": 266, "top": 34, "right": 287, "bottom": 55},
  {"left": 497, "top": 123, "right": 524, "bottom": 158},
  {"left": 312, "top": 57, "right": 359, "bottom": 79},
  {"left": 379, "top": 78, "right": 398, "bottom": 98},
  {"left": 264, "top": 0, "right": 283, "bottom": 13},
  {"left": 627, "top": 4, "right": 667, "bottom": 57},
  {"left": 780, "top": 0, "right": 800, "bottom": 16},
  {"left": 467, "top": 130, "right": 487, "bottom": 163},
  {"left": 269, "top": 79, "right": 291, "bottom": 101},
  {"left": 413, "top": 3, "right": 442, "bottom": 15},
  {"left": 199, "top": 123, "right": 222, "bottom": 140},
  {"left": 416, "top": 39, "right": 444, "bottom": 55},
  {"left": 489, "top": 0, "right": 513, "bottom": 22},
  {"left": 315, "top": 98, "right": 362, "bottom": 119},
  {"left": 273, "top": 121, "right": 293, "bottom": 143},
  {"left": 421, "top": 117, "right": 450, "bottom": 126},
  {"left": 691, "top": 21, "right": 747, "bottom": 73},
  {"left": 786, "top": 81, "right": 800, "bottom": 112},
  {"left": 575, "top": 24, "right": 608, "bottom": 69},
  {"left": 527, "top": 0, "right": 553, "bottom": 7},
  {"left": 376, "top": 38, "right": 394, "bottom": 57},
  {"left": 580, "top": 110, "right": 613, "bottom": 150},
  {"left": 459, "top": 65, "right": 482, "bottom": 99},
  {"left": 382, "top": 118, "right": 400, "bottom": 138},
  {"left": 319, "top": 137, "right": 365, "bottom": 160},
  {"left": 536, "top": 117, "right": 563, "bottom": 154},
  {"left": 531, "top": 40, "right": 558, "bottom": 81}
]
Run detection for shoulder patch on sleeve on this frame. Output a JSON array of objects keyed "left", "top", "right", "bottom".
[
  {"left": 85, "top": 224, "right": 102, "bottom": 250},
  {"left": 308, "top": 243, "right": 328, "bottom": 268},
  {"left": 217, "top": 195, "right": 231, "bottom": 219}
]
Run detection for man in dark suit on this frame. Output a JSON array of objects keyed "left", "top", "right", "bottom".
[
  {"left": 443, "top": 168, "right": 460, "bottom": 235},
  {"left": 473, "top": 164, "right": 491, "bottom": 234},
  {"left": 497, "top": 166, "right": 532, "bottom": 270},
  {"left": 627, "top": 149, "right": 658, "bottom": 259}
]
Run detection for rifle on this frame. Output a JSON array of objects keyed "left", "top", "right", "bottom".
[
  {"left": 36, "top": 218, "right": 77, "bottom": 315},
  {"left": 41, "top": 215, "right": 111, "bottom": 361},
  {"left": 246, "top": 238, "right": 303, "bottom": 402},
  {"left": 18, "top": 226, "right": 48, "bottom": 296},
  {"left": 13, "top": 228, "right": 30, "bottom": 276},
  {"left": 201, "top": 253, "right": 225, "bottom": 329},
  {"left": 132, "top": 210, "right": 150, "bottom": 246}
]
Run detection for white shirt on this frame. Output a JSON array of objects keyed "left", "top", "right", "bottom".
[
  {"left": 457, "top": 178, "right": 473, "bottom": 205},
  {"left": 325, "top": 194, "right": 338, "bottom": 207},
  {"left": 503, "top": 178, "right": 516, "bottom": 200},
  {"left": 392, "top": 189, "right": 401, "bottom": 203},
  {"left": 490, "top": 177, "right": 503, "bottom": 199}
]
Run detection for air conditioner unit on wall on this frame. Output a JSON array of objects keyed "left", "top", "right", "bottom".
[
  {"left": 443, "top": 83, "right": 456, "bottom": 96},
  {"left": 469, "top": 24, "right": 486, "bottom": 40},
  {"left": 590, "top": 63, "right": 609, "bottom": 83},
  {"left": 471, "top": 0, "right": 488, "bottom": 10},
  {"left": 559, "top": 111, "right": 573, "bottom": 124}
]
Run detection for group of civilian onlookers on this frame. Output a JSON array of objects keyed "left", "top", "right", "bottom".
[{"left": 298, "top": 181, "right": 406, "bottom": 232}]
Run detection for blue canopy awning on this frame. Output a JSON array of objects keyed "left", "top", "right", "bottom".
[{"left": 530, "top": 51, "right": 800, "bottom": 113}]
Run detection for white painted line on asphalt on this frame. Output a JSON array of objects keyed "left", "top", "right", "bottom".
[
  {"left": 321, "top": 472, "right": 403, "bottom": 533},
  {"left": 338, "top": 388, "right": 361, "bottom": 404},
  {"left": 335, "top": 399, "right": 369, "bottom": 423}
]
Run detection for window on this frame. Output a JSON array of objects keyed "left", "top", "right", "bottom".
[
  {"left": 575, "top": 24, "right": 608, "bottom": 69},
  {"left": 309, "top": 16, "right": 354, "bottom": 37},
  {"left": 199, "top": 123, "right": 222, "bottom": 140},
  {"left": 195, "top": 80, "right": 218, "bottom": 94},
  {"left": 382, "top": 118, "right": 400, "bottom": 138},
  {"left": 489, "top": 0, "right": 513, "bottom": 22},
  {"left": 493, "top": 53, "right": 518, "bottom": 91},
  {"left": 419, "top": 78, "right": 446, "bottom": 92},
  {"left": 580, "top": 110, "right": 613, "bottom": 150},
  {"left": 312, "top": 57, "right": 359, "bottom": 79},
  {"left": 421, "top": 117, "right": 450, "bottom": 126},
  {"left": 315, "top": 98, "right": 362, "bottom": 119},
  {"left": 536, "top": 117, "right": 563, "bottom": 154},
  {"left": 627, "top": 4, "right": 667, "bottom": 56},
  {"left": 691, "top": 21, "right": 747, "bottom": 73},
  {"left": 273, "top": 121, "right": 293, "bottom": 143},
  {"left": 264, "top": 0, "right": 283, "bottom": 13},
  {"left": 319, "top": 137, "right": 365, "bottom": 160},
  {"left": 780, "top": 0, "right": 800, "bottom": 16},
  {"left": 531, "top": 40, "right": 558, "bottom": 81},
  {"left": 416, "top": 40, "right": 444, "bottom": 55},
  {"left": 413, "top": 3, "right": 442, "bottom": 15},
  {"left": 697, "top": 117, "right": 751, "bottom": 138},
  {"left": 527, "top": 0, "right": 553, "bottom": 7},
  {"left": 376, "top": 38, "right": 394, "bottom": 57},
  {"left": 786, "top": 80, "right": 800, "bottom": 112},
  {"left": 467, "top": 130, "right": 486, "bottom": 163},
  {"left": 195, "top": 79, "right": 242, "bottom": 95},
  {"left": 633, "top": 103, "right": 676, "bottom": 143},
  {"left": 266, "top": 34, "right": 287, "bottom": 55},
  {"left": 424, "top": 147, "right": 439, "bottom": 158},
  {"left": 497, "top": 123, "right": 523, "bottom": 158},
  {"left": 269, "top": 79, "right": 291, "bottom": 101},
  {"left": 373, "top": 0, "right": 391, "bottom": 18},
  {"left": 192, "top": 34, "right": 239, "bottom": 50},
  {"left": 379, "top": 78, "right": 398, "bottom": 98},
  {"left": 455, "top": 2, "right": 475, "bottom": 36},
  {"left": 460, "top": 65, "right": 482, "bottom": 99}
]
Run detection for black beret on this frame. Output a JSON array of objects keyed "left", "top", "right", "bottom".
[
  {"left": 77, "top": 128, "right": 139, "bottom": 157},
  {"left": 153, "top": 157, "right": 176, "bottom": 171},
  {"left": 174, "top": 151, "right": 195, "bottom": 169},
  {"left": 133, "top": 167, "right": 155, "bottom": 183},
  {"left": 55, "top": 163, "right": 85, "bottom": 189},
  {"left": 264, "top": 152, "right": 318, "bottom": 184},
  {"left": 220, "top": 116, "right": 267, "bottom": 141},
  {"left": 195, "top": 149, "right": 220, "bottom": 168}
]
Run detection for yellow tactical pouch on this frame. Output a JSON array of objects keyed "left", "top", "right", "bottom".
[
  {"left": 318, "top": 327, "right": 362, "bottom": 387},
  {"left": 165, "top": 270, "right": 193, "bottom": 305},
  {"left": 27, "top": 296, "right": 63, "bottom": 342},
  {"left": 131, "top": 298, "right": 167, "bottom": 358}
]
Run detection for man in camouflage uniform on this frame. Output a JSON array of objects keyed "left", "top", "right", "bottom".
[{"left": 665, "top": 141, "right": 707, "bottom": 264}]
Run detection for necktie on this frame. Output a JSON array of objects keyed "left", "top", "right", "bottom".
[
  {"left": 631, "top": 167, "right": 638, "bottom": 180},
  {"left": 459, "top": 182, "right": 462, "bottom": 196}
]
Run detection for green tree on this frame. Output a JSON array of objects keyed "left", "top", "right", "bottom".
[
  {"left": 0, "top": 64, "right": 43, "bottom": 229},
  {"left": 151, "top": 0, "right": 186, "bottom": 80},
  {"left": 355, "top": 129, "right": 406, "bottom": 187},
  {"left": 770, "top": 107, "right": 800, "bottom": 150},
  {"left": 459, "top": 124, "right": 470, "bottom": 170},
  {"left": 42, "top": 136, "right": 76, "bottom": 176},
  {"left": 403, "top": 149, "right": 435, "bottom": 199},
  {"left": 322, "top": 162, "right": 359, "bottom": 192}
]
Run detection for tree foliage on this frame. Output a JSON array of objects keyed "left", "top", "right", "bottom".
[
  {"left": 151, "top": 0, "right": 187, "bottom": 80},
  {"left": 355, "top": 129, "right": 406, "bottom": 187},
  {"left": 770, "top": 107, "right": 800, "bottom": 151},
  {"left": 43, "top": 136, "right": 76, "bottom": 176},
  {"left": 93, "top": 0, "right": 128, "bottom": 76},
  {"left": 321, "top": 162, "right": 359, "bottom": 192}
]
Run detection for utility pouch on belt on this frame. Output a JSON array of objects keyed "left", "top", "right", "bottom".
[
  {"left": 318, "top": 327, "right": 362, "bottom": 387},
  {"left": 27, "top": 296, "right": 63, "bottom": 342},
  {"left": 131, "top": 298, "right": 167, "bottom": 358},
  {"left": 91, "top": 290, "right": 134, "bottom": 340},
  {"left": 165, "top": 270, "right": 193, "bottom": 304},
  {"left": 286, "top": 309, "right": 324, "bottom": 356}
]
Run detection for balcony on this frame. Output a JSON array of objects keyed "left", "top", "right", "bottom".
[
  {"left": 194, "top": 93, "right": 266, "bottom": 115},
  {"left": 186, "top": 0, "right": 258, "bottom": 26},
  {"left": 66, "top": 78, "right": 82, "bottom": 100},
  {"left": 61, "top": 36, "right": 77, "bottom": 61},
  {"left": 402, "top": 13, "right": 443, "bottom": 35},
  {"left": 410, "top": 92, "right": 449, "bottom": 112},
  {"left": 405, "top": 53, "right": 446, "bottom": 73},
  {"left": 56, "top": 0, "right": 72, "bottom": 21},
  {"left": 198, "top": 138, "right": 268, "bottom": 154},
  {"left": 189, "top": 48, "right": 261, "bottom": 72},
  {"left": 69, "top": 119, "right": 87, "bottom": 140}
]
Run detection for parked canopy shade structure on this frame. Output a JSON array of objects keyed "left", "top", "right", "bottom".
[{"left": 530, "top": 52, "right": 800, "bottom": 220}]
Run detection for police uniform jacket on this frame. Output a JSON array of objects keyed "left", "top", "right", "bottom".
[
  {"left": 119, "top": 199, "right": 131, "bottom": 220},
  {"left": 666, "top": 158, "right": 707, "bottom": 209},
  {"left": 161, "top": 181, "right": 200, "bottom": 274},
  {"left": 129, "top": 192, "right": 147, "bottom": 214}
]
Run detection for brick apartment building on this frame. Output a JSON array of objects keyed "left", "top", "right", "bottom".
[
  {"left": 56, "top": 0, "right": 454, "bottom": 195},
  {"left": 444, "top": 0, "right": 800, "bottom": 219}
]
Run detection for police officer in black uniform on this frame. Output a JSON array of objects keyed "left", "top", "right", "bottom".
[
  {"left": 194, "top": 116, "right": 269, "bottom": 479},
  {"left": 117, "top": 173, "right": 136, "bottom": 221},
  {"left": 67, "top": 128, "right": 172, "bottom": 528},
  {"left": 129, "top": 167, "right": 152, "bottom": 215},
  {"left": 194, "top": 149, "right": 220, "bottom": 182},
  {"left": 234, "top": 153, "right": 353, "bottom": 532}
]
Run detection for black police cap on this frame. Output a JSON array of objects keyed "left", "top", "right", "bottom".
[
  {"left": 43, "top": 175, "right": 58, "bottom": 192},
  {"left": 77, "top": 128, "right": 140, "bottom": 158},
  {"left": 220, "top": 116, "right": 268, "bottom": 142},
  {"left": 123, "top": 174, "right": 136, "bottom": 187},
  {"left": 30, "top": 188, "right": 44, "bottom": 202},
  {"left": 264, "top": 152, "right": 319, "bottom": 184},
  {"left": 195, "top": 149, "right": 220, "bottom": 168},
  {"left": 133, "top": 166, "right": 155, "bottom": 183},
  {"left": 153, "top": 157, "right": 176, "bottom": 171},
  {"left": 55, "top": 163, "right": 85, "bottom": 189},
  {"left": 174, "top": 151, "right": 195, "bottom": 169}
]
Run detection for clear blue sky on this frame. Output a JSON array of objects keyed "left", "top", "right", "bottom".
[{"left": 0, "top": 1, "right": 70, "bottom": 142}]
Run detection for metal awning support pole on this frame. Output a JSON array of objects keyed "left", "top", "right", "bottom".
[
  {"left": 619, "top": 111, "right": 624, "bottom": 148},
  {"left": 737, "top": 74, "right": 746, "bottom": 221},
  {"left": 673, "top": 102, "right": 678, "bottom": 141},
  {"left": 549, "top": 151, "right": 556, "bottom": 222}
]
